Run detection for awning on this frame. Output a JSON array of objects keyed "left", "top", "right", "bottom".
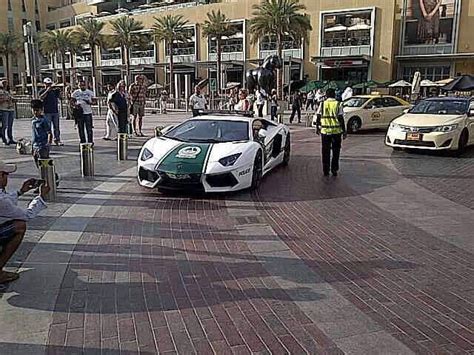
[
  {"left": 312, "top": 55, "right": 371, "bottom": 68},
  {"left": 347, "top": 23, "right": 371, "bottom": 31},
  {"left": 420, "top": 79, "right": 440, "bottom": 87},
  {"left": 324, "top": 25, "right": 347, "bottom": 32},
  {"left": 388, "top": 80, "right": 412, "bottom": 88}
]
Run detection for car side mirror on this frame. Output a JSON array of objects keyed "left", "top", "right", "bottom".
[
  {"left": 258, "top": 129, "right": 267, "bottom": 139},
  {"left": 403, "top": 108, "right": 410, "bottom": 114},
  {"left": 469, "top": 109, "right": 474, "bottom": 117}
]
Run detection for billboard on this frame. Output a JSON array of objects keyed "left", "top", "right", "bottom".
[{"left": 404, "top": 0, "right": 459, "bottom": 46}]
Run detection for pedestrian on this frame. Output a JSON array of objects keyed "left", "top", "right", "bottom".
[
  {"left": 0, "top": 160, "right": 49, "bottom": 284},
  {"left": 110, "top": 80, "right": 129, "bottom": 136},
  {"left": 255, "top": 89, "right": 266, "bottom": 118},
  {"left": 315, "top": 89, "right": 325, "bottom": 106},
  {"left": 289, "top": 90, "right": 302, "bottom": 123},
  {"left": 189, "top": 86, "right": 207, "bottom": 117},
  {"left": 103, "top": 84, "right": 118, "bottom": 140},
  {"left": 315, "top": 88, "right": 347, "bottom": 177},
  {"left": 65, "top": 84, "right": 73, "bottom": 121},
  {"left": 270, "top": 89, "right": 278, "bottom": 121},
  {"left": 160, "top": 90, "right": 168, "bottom": 114},
  {"left": 228, "top": 88, "right": 237, "bottom": 110},
  {"left": 235, "top": 89, "right": 251, "bottom": 111},
  {"left": 341, "top": 86, "right": 353, "bottom": 102},
  {"left": 30, "top": 99, "right": 60, "bottom": 185},
  {"left": 0, "top": 80, "right": 16, "bottom": 146},
  {"left": 306, "top": 90, "right": 315, "bottom": 111},
  {"left": 128, "top": 75, "right": 147, "bottom": 137},
  {"left": 72, "top": 80, "right": 96, "bottom": 144},
  {"left": 39, "top": 78, "right": 64, "bottom": 146}
]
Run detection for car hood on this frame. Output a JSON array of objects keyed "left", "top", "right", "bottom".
[
  {"left": 207, "top": 142, "right": 251, "bottom": 163},
  {"left": 393, "top": 113, "right": 465, "bottom": 126}
]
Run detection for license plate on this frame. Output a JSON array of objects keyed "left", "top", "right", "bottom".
[
  {"left": 406, "top": 133, "right": 422, "bottom": 141},
  {"left": 166, "top": 173, "right": 191, "bottom": 180}
]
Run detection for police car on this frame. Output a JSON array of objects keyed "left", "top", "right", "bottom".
[
  {"left": 137, "top": 111, "right": 291, "bottom": 192},
  {"left": 343, "top": 94, "right": 410, "bottom": 133}
]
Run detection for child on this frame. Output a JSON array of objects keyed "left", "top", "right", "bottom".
[{"left": 31, "top": 99, "right": 59, "bottom": 186}]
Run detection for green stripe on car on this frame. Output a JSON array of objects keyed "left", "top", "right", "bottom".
[{"left": 158, "top": 143, "right": 212, "bottom": 174}]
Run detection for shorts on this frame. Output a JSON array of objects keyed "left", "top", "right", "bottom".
[
  {"left": 32, "top": 146, "right": 50, "bottom": 168},
  {"left": 132, "top": 104, "right": 145, "bottom": 117},
  {"left": 0, "top": 220, "right": 15, "bottom": 246}
]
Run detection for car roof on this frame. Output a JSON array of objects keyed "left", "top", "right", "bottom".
[
  {"left": 352, "top": 95, "right": 395, "bottom": 99},
  {"left": 424, "top": 97, "right": 471, "bottom": 102},
  {"left": 188, "top": 115, "right": 253, "bottom": 122}
]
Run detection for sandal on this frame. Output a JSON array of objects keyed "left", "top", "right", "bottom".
[{"left": 0, "top": 271, "right": 20, "bottom": 284}]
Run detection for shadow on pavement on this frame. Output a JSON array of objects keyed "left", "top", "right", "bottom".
[
  {"left": 5, "top": 241, "right": 418, "bottom": 314},
  {"left": 0, "top": 342, "right": 151, "bottom": 355}
]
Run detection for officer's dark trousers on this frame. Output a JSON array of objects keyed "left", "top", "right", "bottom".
[{"left": 321, "top": 133, "right": 342, "bottom": 175}]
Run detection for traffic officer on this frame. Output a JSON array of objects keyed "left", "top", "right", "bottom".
[{"left": 315, "top": 88, "right": 347, "bottom": 177}]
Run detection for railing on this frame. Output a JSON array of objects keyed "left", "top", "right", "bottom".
[
  {"left": 166, "top": 54, "right": 195, "bottom": 63},
  {"left": 76, "top": 60, "right": 92, "bottom": 68},
  {"left": 101, "top": 52, "right": 122, "bottom": 67},
  {"left": 402, "top": 44, "right": 454, "bottom": 56},
  {"left": 208, "top": 52, "right": 244, "bottom": 62},
  {"left": 259, "top": 49, "right": 303, "bottom": 59},
  {"left": 320, "top": 45, "right": 371, "bottom": 57}
]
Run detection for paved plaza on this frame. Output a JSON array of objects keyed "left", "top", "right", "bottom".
[{"left": 0, "top": 113, "right": 473, "bottom": 354}]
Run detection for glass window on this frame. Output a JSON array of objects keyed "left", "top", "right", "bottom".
[
  {"left": 383, "top": 98, "right": 402, "bottom": 107},
  {"left": 322, "top": 10, "right": 372, "bottom": 48},
  {"left": 60, "top": 20, "right": 71, "bottom": 28},
  {"left": 410, "top": 99, "right": 468, "bottom": 115},
  {"left": 343, "top": 97, "right": 369, "bottom": 108},
  {"left": 165, "top": 119, "right": 249, "bottom": 143},
  {"left": 21, "top": 0, "right": 26, "bottom": 12},
  {"left": 8, "top": 18, "right": 14, "bottom": 33},
  {"left": 7, "top": 0, "right": 12, "bottom": 11},
  {"left": 367, "top": 98, "right": 384, "bottom": 108}
]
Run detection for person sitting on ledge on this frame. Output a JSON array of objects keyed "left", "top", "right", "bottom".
[{"left": 0, "top": 161, "right": 49, "bottom": 284}]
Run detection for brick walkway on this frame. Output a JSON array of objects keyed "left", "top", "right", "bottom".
[{"left": 0, "top": 114, "right": 473, "bottom": 354}]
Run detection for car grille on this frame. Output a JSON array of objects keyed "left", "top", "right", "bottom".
[
  {"left": 157, "top": 171, "right": 203, "bottom": 189},
  {"left": 206, "top": 173, "right": 239, "bottom": 188},
  {"left": 400, "top": 126, "right": 435, "bottom": 133},
  {"left": 394, "top": 139, "right": 436, "bottom": 147},
  {"left": 139, "top": 167, "right": 159, "bottom": 183}
]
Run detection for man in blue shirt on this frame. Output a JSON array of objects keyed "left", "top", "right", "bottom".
[
  {"left": 31, "top": 99, "right": 52, "bottom": 166},
  {"left": 39, "top": 78, "right": 63, "bottom": 146}
]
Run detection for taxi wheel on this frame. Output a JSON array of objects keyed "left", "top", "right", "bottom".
[
  {"left": 347, "top": 117, "right": 362, "bottom": 133},
  {"left": 455, "top": 130, "right": 469, "bottom": 156}
]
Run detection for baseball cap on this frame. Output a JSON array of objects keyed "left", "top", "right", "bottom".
[
  {"left": 0, "top": 160, "right": 17, "bottom": 174},
  {"left": 43, "top": 78, "right": 53, "bottom": 84}
]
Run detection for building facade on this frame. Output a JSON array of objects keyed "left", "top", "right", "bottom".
[{"left": 2, "top": 0, "right": 474, "bottom": 94}]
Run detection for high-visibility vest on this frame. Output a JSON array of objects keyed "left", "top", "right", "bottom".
[{"left": 320, "top": 100, "right": 343, "bottom": 135}]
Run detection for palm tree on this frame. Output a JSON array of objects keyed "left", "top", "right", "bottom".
[
  {"left": 202, "top": 10, "right": 236, "bottom": 96},
  {"left": 152, "top": 14, "right": 190, "bottom": 102},
  {"left": 74, "top": 18, "right": 105, "bottom": 95},
  {"left": 110, "top": 16, "right": 148, "bottom": 86},
  {"left": 249, "top": 0, "right": 312, "bottom": 99},
  {"left": 39, "top": 29, "right": 75, "bottom": 94},
  {"left": 0, "top": 33, "right": 21, "bottom": 85}
]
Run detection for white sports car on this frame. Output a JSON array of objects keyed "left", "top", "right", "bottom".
[{"left": 138, "top": 111, "right": 291, "bottom": 192}]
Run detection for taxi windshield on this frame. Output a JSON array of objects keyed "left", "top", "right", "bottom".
[
  {"left": 409, "top": 100, "right": 469, "bottom": 115},
  {"left": 344, "top": 97, "right": 370, "bottom": 108}
]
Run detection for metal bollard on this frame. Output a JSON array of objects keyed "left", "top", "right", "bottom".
[
  {"left": 38, "top": 158, "right": 57, "bottom": 201},
  {"left": 118, "top": 133, "right": 128, "bottom": 161},
  {"left": 80, "top": 143, "right": 95, "bottom": 177},
  {"left": 278, "top": 114, "right": 283, "bottom": 124}
]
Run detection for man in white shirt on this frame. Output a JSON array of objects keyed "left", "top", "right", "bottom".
[
  {"left": 72, "top": 80, "right": 97, "bottom": 144},
  {"left": 0, "top": 161, "right": 49, "bottom": 284},
  {"left": 189, "top": 86, "right": 207, "bottom": 117}
]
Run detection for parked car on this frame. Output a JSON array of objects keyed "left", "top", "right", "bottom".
[
  {"left": 343, "top": 95, "right": 411, "bottom": 133},
  {"left": 385, "top": 97, "right": 474, "bottom": 155}
]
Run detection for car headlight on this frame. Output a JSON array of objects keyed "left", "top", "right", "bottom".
[
  {"left": 389, "top": 122, "right": 403, "bottom": 131},
  {"left": 433, "top": 124, "right": 458, "bottom": 133},
  {"left": 219, "top": 153, "right": 242, "bottom": 167},
  {"left": 140, "top": 148, "right": 153, "bottom": 161}
]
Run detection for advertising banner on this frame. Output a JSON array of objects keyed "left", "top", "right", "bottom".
[{"left": 404, "top": 0, "right": 459, "bottom": 46}]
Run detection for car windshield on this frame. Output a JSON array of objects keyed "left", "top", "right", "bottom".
[
  {"left": 344, "top": 97, "right": 370, "bottom": 108},
  {"left": 164, "top": 119, "right": 249, "bottom": 143},
  {"left": 409, "top": 100, "right": 469, "bottom": 115}
]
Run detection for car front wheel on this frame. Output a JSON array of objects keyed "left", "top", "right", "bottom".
[
  {"left": 251, "top": 151, "right": 263, "bottom": 190},
  {"left": 455, "top": 129, "right": 469, "bottom": 156},
  {"left": 347, "top": 117, "right": 362, "bottom": 133}
]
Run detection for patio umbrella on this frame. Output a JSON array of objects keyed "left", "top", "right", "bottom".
[
  {"left": 347, "top": 23, "right": 371, "bottom": 31},
  {"left": 148, "top": 83, "right": 163, "bottom": 90},
  {"left": 441, "top": 75, "right": 474, "bottom": 91},
  {"left": 420, "top": 79, "right": 439, "bottom": 87},
  {"left": 324, "top": 24, "right": 347, "bottom": 32},
  {"left": 435, "top": 78, "right": 454, "bottom": 86},
  {"left": 353, "top": 80, "right": 379, "bottom": 89},
  {"left": 388, "top": 80, "right": 411, "bottom": 88}
]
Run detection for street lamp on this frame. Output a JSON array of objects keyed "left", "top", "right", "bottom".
[{"left": 23, "top": 21, "right": 39, "bottom": 97}]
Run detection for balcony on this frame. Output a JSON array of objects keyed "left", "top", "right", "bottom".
[
  {"left": 166, "top": 47, "right": 195, "bottom": 64},
  {"left": 320, "top": 45, "right": 371, "bottom": 58},
  {"left": 402, "top": 44, "right": 454, "bottom": 56},
  {"left": 76, "top": 60, "right": 92, "bottom": 68},
  {"left": 101, "top": 53, "right": 122, "bottom": 67},
  {"left": 259, "top": 49, "right": 302, "bottom": 60},
  {"left": 131, "top": 49, "right": 155, "bottom": 66}
]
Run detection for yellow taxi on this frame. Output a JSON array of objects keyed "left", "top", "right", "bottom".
[{"left": 343, "top": 94, "right": 411, "bottom": 133}]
